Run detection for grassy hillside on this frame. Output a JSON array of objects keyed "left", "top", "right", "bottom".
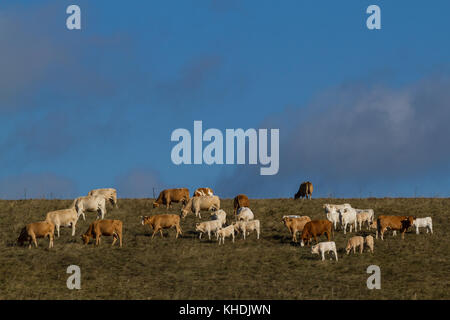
[{"left": 0, "top": 198, "right": 448, "bottom": 300}]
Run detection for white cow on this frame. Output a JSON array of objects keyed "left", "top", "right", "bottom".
[
  {"left": 195, "top": 220, "right": 222, "bottom": 240},
  {"left": 45, "top": 207, "right": 79, "bottom": 237},
  {"left": 339, "top": 208, "right": 357, "bottom": 234},
  {"left": 210, "top": 209, "right": 227, "bottom": 226},
  {"left": 311, "top": 241, "right": 338, "bottom": 261},
  {"left": 325, "top": 207, "right": 340, "bottom": 230},
  {"left": 323, "top": 203, "right": 352, "bottom": 214},
  {"left": 236, "top": 207, "right": 254, "bottom": 222},
  {"left": 233, "top": 220, "right": 260, "bottom": 240},
  {"left": 72, "top": 195, "right": 106, "bottom": 220},
  {"left": 412, "top": 217, "right": 433, "bottom": 234},
  {"left": 216, "top": 225, "right": 235, "bottom": 245},
  {"left": 88, "top": 188, "right": 118, "bottom": 208}
]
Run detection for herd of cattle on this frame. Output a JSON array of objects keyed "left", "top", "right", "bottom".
[{"left": 16, "top": 183, "right": 434, "bottom": 261}]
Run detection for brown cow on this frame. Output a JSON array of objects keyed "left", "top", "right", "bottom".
[
  {"left": 153, "top": 188, "right": 189, "bottom": 209},
  {"left": 282, "top": 216, "right": 311, "bottom": 242},
  {"left": 300, "top": 220, "right": 333, "bottom": 246},
  {"left": 141, "top": 214, "right": 182, "bottom": 239},
  {"left": 294, "top": 181, "right": 313, "bottom": 200},
  {"left": 81, "top": 219, "right": 123, "bottom": 247},
  {"left": 233, "top": 194, "right": 250, "bottom": 216},
  {"left": 376, "top": 215, "right": 415, "bottom": 240},
  {"left": 193, "top": 187, "right": 214, "bottom": 197},
  {"left": 17, "top": 221, "right": 55, "bottom": 249}
]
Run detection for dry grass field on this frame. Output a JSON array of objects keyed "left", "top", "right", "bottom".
[{"left": 0, "top": 198, "right": 448, "bottom": 300}]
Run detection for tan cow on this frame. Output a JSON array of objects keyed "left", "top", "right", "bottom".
[
  {"left": 345, "top": 236, "right": 364, "bottom": 254},
  {"left": 141, "top": 214, "right": 182, "bottom": 239},
  {"left": 300, "top": 220, "right": 333, "bottom": 247},
  {"left": 180, "top": 195, "right": 220, "bottom": 219},
  {"left": 282, "top": 215, "right": 311, "bottom": 242},
  {"left": 153, "top": 188, "right": 190, "bottom": 209},
  {"left": 294, "top": 181, "right": 313, "bottom": 200},
  {"left": 233, "top": 194, "right": 250, "bottom": 216},
  {"left": 88, "top": 188, "right": 118, "bottom": 208},
  {"left": 193, "top": 187, "right": 214, "bottom": 197},
  {"left": 81, "top": 219, "right": 123, "bottom": 247},
  {"left": 376, "top": 215, "right": 415, "bottom": 240},
  {"left": 365, "top": 235, "right": 374, "bottom": 253},
  {"left": 17, "top": 221, "right": 55, "bottom": 249},
  {"left": 195, "top": 220, "right": 222, "bottom": 240},
  {"left": 45, "top": 207, "right": 78, "bottom": 237},
  {"left": 233, "top": 220, "right": 260, "bottom": 240}
]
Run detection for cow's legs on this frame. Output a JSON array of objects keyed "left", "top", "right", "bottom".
[
  {"left": 56, "top": 225, "right": 60, "bottom": 238},
  {"left": 159, "top": 229, "right": 164, "bottom": 238},
  {"left": 208, "top": 230, "right": 211, "bottom": 240},
  {"left": 321, "top": 251, "right": 325, "bottom": 261},
  {"left": 72, "top": 223, "right": 76, "bottom": 236},
  {"left": 416, "top": 226, "right": 420, "bottom": 235},
  {"left": 49, "top": 234, "right": 54, "bottom": 248},
  {"left": 199, "top": 232, "right": 202, "bottom": 239},
  {"left": 112, "top": 234, "right": 117, "bottom": 246}
]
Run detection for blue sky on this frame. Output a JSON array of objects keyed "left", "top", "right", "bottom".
[{"left": 1, "top": 0, "right": 449, "bottom": 199}]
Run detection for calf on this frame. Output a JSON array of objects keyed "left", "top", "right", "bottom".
[
  {"left": 81, "top": 219, "right": 123, "bottom": 247},
  {"left": 233, "top": 220, "right": 261, "bottom": 240},
  {"left": 141, "top": 214, "right": 182, "bottom": 239},
  {"left": 365, "top": 235, "right": 374, "bottom": 253},
  {"left": 356, "top": 211, "right": 372, "bottom": 231},
  {"left": 17, "top": 221, "right": 55, "bottom": 249},
  {"left": 216, "top": 225, "right": 235, "bottom": 245},
  {"left": 195, "top": 220, "right": 222, "bottom": 240},
  {"left": 300, "top": 220, "right": 333, "bottom": 247},
  {"left": 311, "top": 241, "right": 338, "bottom": 261},
  {"left": 282, "top": 215, "right": 311, "bottom": 242},
  {"left": 412, "top": 217, "right": 433, "bottom": 235},
  {"left": 345, "top": 236, "right": 364, "bottom": 254},
  {"left": 325, "top": 207, "right": 340, "bottom": 230}
]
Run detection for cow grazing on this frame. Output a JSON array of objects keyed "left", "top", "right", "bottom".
[
  {"left": 211, "top": 209, "right": 227, "bottom": 226},
  {"left": 216, "top": 225, "right": 235, "bottom": 245},
  {"left": 233, "top": 194, "right": 250, "bottom": 216},
  {"left": 45, "top": 207, "right": 78, "bottom": 237},
  {"left": 195, "top": 220, "right": 222, "bottom": 240},
  {"left": 376, "top": 215, "right": 415, "bottom": 240},
  {"left": 300, "top": 220, "right": 333, "bottom": 247},
  {"left": 181, "top": 195, "right": 220, "bottom": 219},
  {"left": 294, "top": 181, "right": 313, "bottom": 200},
  {"left": 233, "top": 220, "right": 261, "bottom": 240},
  {"left": 236, "top": 207, "right": 254, "bottom": 222},
  {"left": 282, "top": 215, "right": 311, "bottom": 242},
  {"left": 17, "top": 221, "right": 55, "bottom": 249},
  {"left": 141, "top": 214, "right": 182, "bottom": 239},
  {"left": 72, "top": 195, "right": 106, "bottom": 220},
  {"left": 193, "top": 187, "right": 214, "bottom": 197},
  {"left": 340, "top": 208, "right": 357, "bottom": 234},
  {"left": 153, "top": 188, "right": 190, "bottom": 209},
  {"left": 88, "top": 188, "right": 118, "bottom": 208},
  {"left": 412, "top": 217, "right": 433, "bottom": 235},
  {"left": 81, "top": 219, "right": 123, "bottom": 247},
  {"left": 311, "top": 241, "right": 338, "bottom": 261},
  {"left": 345, "top": 236, "right": 365, "bottom": 254},
  {"left": 365, "top": 235, "right": 374, "bottom": 253}
]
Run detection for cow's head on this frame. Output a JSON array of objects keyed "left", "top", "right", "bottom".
[
  {"left": 141, "top": 216, "right": 151, "bottom": 225},
  {"left": 311, "top": 244, "right": 320, "bottom": 255},
  {"left": 81, "top": 234, "right": 90, "bottom": 245},
  {"left": 152, "top": 202, "right": 159, "bottom": 208},
  {"left": 180, "top": 208, "right": 189, "bottom": 219},
  {"left": 195, "top": 223, "right": 203, "bottom": 233}
]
